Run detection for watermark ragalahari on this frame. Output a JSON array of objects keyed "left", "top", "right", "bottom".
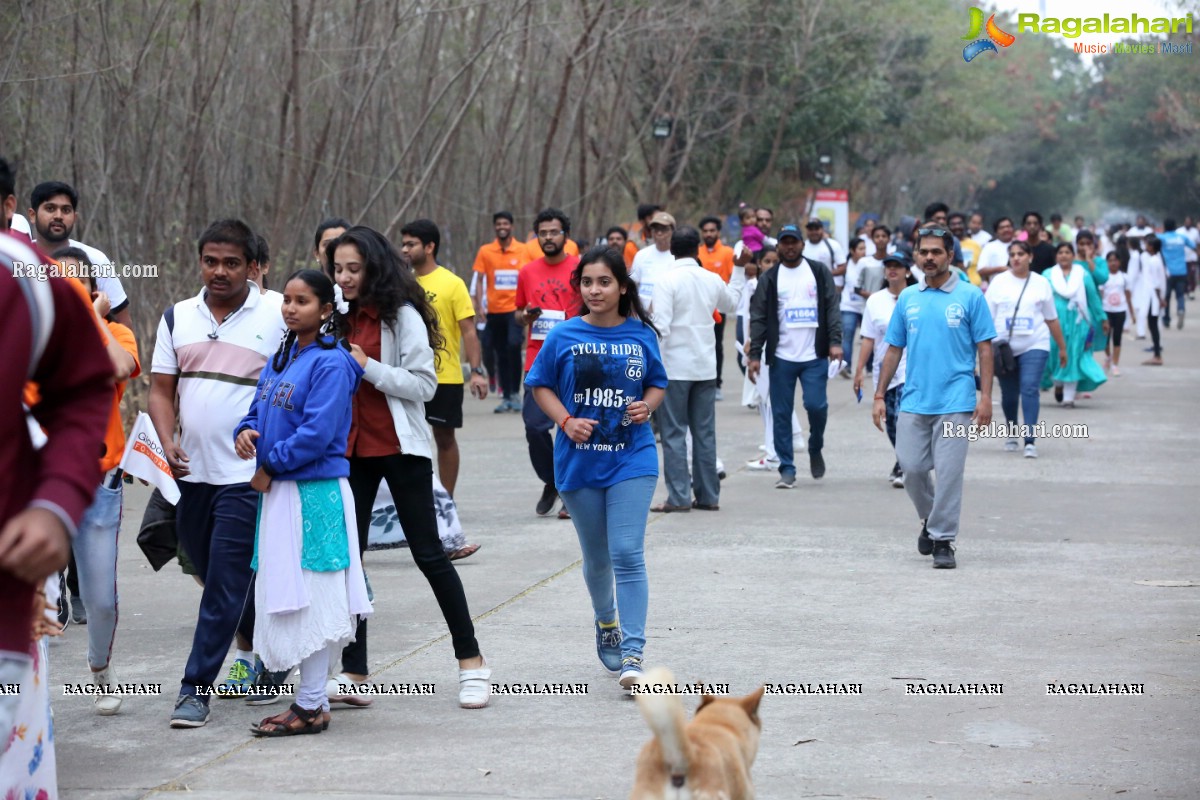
[{"left": 942, "top": 421, "right": 1088, "bottom": 442}]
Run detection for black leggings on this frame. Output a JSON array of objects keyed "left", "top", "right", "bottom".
[
  {"left": 343, "top": 453, "right": 480, "bottom": 673},
  {"left": 1106, "top": 311, "right": 1125, "bottom": 349},
  {"left": 1147, "top": 313, "right": 1161, "bottom": 358}
]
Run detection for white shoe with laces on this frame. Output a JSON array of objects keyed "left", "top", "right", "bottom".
[
  {"left": 746, "top": 456, "right": 779, "bottom": 471},
  {"left": 1004, "top": 440, "right": 1019, "bottom": 452},
  {"left": 92, "top": 664, "right": 122, "bottom": 716},
  {"left": 1024, "top": 444, "right": 1038, "bottom": 459}
]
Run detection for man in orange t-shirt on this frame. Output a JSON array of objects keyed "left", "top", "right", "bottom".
[
  {"left": 472, "top": 211, "right": 530, "bottom": 412},
  {"left": 698, "top": 216, "right": 735, "bottom": 397}
]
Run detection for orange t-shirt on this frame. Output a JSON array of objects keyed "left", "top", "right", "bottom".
[
  {"left": 698, "top": 242, "right": 736, "bottom": 322},
  {"left": 99, "top": 322, "right": 141, "bottom": 471},
  {"left": 623, "top": 240, "right": 638, "bottom": 267},
  {"left": 472, "top": 238, "right": 530, "bottom": 315},
  {"left": 524, "top": 237, "right": 580, "bottom": 262},
  {"left": 23, "top": 274, "right": 108, "bottom": 409}
]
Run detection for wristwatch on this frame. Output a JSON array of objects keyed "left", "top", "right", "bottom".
[{"left": 471, "top": 366, "right": 486, "bottom": 377}]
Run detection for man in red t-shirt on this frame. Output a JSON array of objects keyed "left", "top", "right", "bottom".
[{"left": 515, "top": 208, "right": 581, "bottom": 518}]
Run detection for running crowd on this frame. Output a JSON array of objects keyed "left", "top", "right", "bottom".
[{"left": 2, "top": 154, "right": 1197, "bottom": 794}]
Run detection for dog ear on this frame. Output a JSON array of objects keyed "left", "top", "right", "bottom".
[{"left": 740, "top": 685, "right": 766, "bottom": 720}]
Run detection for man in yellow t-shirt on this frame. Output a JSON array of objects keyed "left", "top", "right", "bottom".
[
  {"left": 401, "top": 220, "right": 488, "bottom": 498},
  {"left": 948, "top": 212, "right": 982, "bottom": 286}
]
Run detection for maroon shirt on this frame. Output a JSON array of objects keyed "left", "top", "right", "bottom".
[{"left": 1, "top": 234, "right": 112, "bottom": 653}]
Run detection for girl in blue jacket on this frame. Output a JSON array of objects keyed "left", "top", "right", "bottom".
[{"left": 234, "top": 269, "right": 372, "bottom": 737}]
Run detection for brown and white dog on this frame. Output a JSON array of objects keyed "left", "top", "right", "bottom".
[{"left": 630, "top": 668, "right": 765, "bottom": 800}]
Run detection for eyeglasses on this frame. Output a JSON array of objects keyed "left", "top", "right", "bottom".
[
  {"left": 649, "top": 225, "right": 671, "bottom": 233},
  {"left": 917, "top": 228, "right": 949, "bottom": 238},
  {"left": 538, "top": 230, "right": 564, "bottom": 239}
]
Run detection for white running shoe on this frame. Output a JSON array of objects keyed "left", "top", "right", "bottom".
[
  {"left": 746, "top": 457, "right": 780, "bottom": 471},
  {"left": 1004, "top": 440, "right": 1019, "bottom": 453},
  {"left": 1024, "top": 444, "right": 1038, "bottom": 459}
]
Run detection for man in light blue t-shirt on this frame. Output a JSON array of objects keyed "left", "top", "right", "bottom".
[
  {"left": 873, "top": 223, "right": 996, "bottom": 569},
  {"left": 1157, "top": 219, "right": 1194, "bottom": 329}
]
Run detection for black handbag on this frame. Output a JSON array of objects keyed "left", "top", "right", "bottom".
[{"left": 994, "top": 277, "right": 1030, "bottom": 377}]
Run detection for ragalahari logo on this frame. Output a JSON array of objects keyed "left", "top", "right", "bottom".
[{"left": 962, "top": 7, "right": 1015, "bottom": 62}]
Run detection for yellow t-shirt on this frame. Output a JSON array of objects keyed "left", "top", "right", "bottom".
[{"left": 416, "top": 265, "right": 475, "bottom": 384}]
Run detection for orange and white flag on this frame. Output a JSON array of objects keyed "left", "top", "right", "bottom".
[{"left": 118, "top": 412, "right": 181, "bottom": 504}]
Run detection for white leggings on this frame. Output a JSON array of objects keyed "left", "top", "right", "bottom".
[{"left": 297, "top": 644, "right": 337, "bottom": 711}]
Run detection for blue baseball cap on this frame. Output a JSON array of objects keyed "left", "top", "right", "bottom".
[
  {"left": 882, "top": 252, "right": 912, "bottom": 269},
  {"left": 777, "top": 224, "right": 804, "bottom": 241}
]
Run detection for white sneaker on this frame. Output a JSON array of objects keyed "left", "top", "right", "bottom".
[
  {"left": 716, "top": 457, "right": 726, "bottom": 480},
  {"left": 745, "top": 457, "right": 779, "bottom": 471},
  {"left": 92, "top": 665, "right": 122, "bottom": 716},
  {"left": 891, "top": 472, "right": 905, "bottom": 488},
  {"left": 327, "top": 673, "right": 372, "bottom": 707},
  {"left": 1024, "top": 444, "right": 1038, "bottom": 459},
  {"left": 1004, "top": 440, "right": 1019, "bottom": 452},
  {"left": 459, "top": 659, "right": 491, "bottom": 709}
]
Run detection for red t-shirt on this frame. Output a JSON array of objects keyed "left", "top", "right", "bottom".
[
  {"left": 345, "top": 305, "right": 402, "bottom": 457},
  {"left": 514, "top": 254, "right": 582, "bottom": 371}
]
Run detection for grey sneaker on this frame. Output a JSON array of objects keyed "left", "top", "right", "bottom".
[
  {"left": 169, "top": 695, "right": 210, "bottom": 728},
  {"left": 1023, "top": 444, "right": 1038, "bottom": 459},
  {"left": 1004, "top": 439, "right": 1019, "bottom": 452},
  {"left": 775, "top": 472, "right": 796, "bottom": 489},
  {"left": 932, "top": 540, "right": 957, "bottom": 569},
  {"left": 92, "top": 665, "right": 122, "bottom": 716}
]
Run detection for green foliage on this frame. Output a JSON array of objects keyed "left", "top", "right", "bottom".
[{"left": 1090, "top": 34, "right": 1200, "bottom": 215}]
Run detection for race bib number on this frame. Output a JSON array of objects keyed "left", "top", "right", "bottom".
[
  {"left": 530, "top": 308, "right": 566, "bottom": 340},
  {"left": 638, "top": 282, "right": 654, "bottom": 302},
  {"left": 494, "top": 270, "right": 518, "bottom": 291},
  {"left": 784, "top": 305, "right": 819, "bottom": 328},
  {"left": 1007, "top": 316, "right": 1035, "bottom": 335}
]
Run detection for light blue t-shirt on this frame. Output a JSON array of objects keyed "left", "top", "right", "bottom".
[
  {"left": 885, "top": 272, "right": 996, "bottom": 415},
  {"left": 1157, "top": 231, "right": 1190, "bottom": 277},
  {"left": 525, "top": 317, "right": 668, "bottom": 492}
]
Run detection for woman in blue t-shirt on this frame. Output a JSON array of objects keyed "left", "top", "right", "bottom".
[{"left": 525, "top": 246, "right": 668, "bottom": 688}]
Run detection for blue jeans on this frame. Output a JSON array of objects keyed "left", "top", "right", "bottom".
[
  {"left": 1164, "top": 275, "right": 1187, "bottom": 320},
  {"left": 997, "top": 348, "right": 1049, "bottom": 443},
  {"left": 75, "top": 482, "right": 123, "bottom": 669},
  {"left": 560, "top": 475, "right": 656, "bottom": 660},
  {"left": 769, "top": 356, "right": 828, "bottom": 477},
  {"left": 840, "top": 311, "right": 861, "bottom": 373}
]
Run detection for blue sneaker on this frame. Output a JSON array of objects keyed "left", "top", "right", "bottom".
[
  {"left": 619, "top": 656, "right": 644, "bottom": 689},
  {"left": 169, "top": 695, "right": 210, "bottom": 728},
  {"left": 216, "top": 656, "right": 260, "bottom": 698},
  {"left": 595, "top": 622, "right": 622, "bottom": 674}
]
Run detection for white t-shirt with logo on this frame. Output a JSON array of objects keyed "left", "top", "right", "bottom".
[
  {"left": 1101, "top": 272, "right": 1130, "bottom": 313},
  {"left": 861, "top": 288, "right": 906, "bottom": 390},
  {"left": 630, "top": 246, "right": 676, "bottom": 308},
  {"left": 984, "top": 270, "right": 1058, "bottom": 356},
  {"left": 803, "top": 238, "right": 847, "bottom": 287},
  {"left": 774, "top": 262, "right": 818, "bottom": 363},
  {"left": 151, "top": 287, "right": 287, "bottom": 485}
]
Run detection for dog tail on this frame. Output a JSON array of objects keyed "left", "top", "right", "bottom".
[{"left": 635, "top": 667, "right": 691, "bottom": 777}]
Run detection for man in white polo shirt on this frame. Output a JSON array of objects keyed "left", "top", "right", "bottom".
[
  {"left": 149, "top": 219, "right": 286, "bottom": 728},
  {"left": 650, "top": 226, "right": 745, "bottom": 512}
]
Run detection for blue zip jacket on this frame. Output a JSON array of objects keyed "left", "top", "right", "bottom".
[{"left": 235, "top": 337, "right": 363, "bottom": 481}]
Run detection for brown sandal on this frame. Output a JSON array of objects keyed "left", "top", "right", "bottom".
[
  {"left": 650, "top": 503, "right": 690, "bottom": 513},
  {"left": 250, "top": 703, "right": 324, "bottom": 737},
  {"left": 448, "top": 543, "right": 481, "bottom": 561}
]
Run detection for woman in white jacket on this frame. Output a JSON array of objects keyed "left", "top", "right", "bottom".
[
  {"left": 326, "top": 227, "right": 491, "bottom": 709},
  {"left": 1137, "top": 235, "right": 1167, "bottom": 365}
]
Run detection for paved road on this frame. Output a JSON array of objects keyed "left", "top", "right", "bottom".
[{"left": 52, "top": 321, "right": 1199, "bottom": 799}]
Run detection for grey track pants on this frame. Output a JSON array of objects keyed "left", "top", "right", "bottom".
[{"left": 895, "top": 411, "right": 972, "bottom": 542}]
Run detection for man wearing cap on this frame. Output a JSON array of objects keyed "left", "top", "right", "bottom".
[
  {"left": 748, "top": 224, "right": 843, "bottom": 488},
  {"left": 872, "top": 223, "right": 995, "bottom": 569},
  {"left": 630, "top": 211, "right": 677, "bottom": 313}
]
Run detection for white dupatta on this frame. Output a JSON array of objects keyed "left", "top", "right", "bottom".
[{"left": 1048, "top": 264, "right": 1090, "bottom": 325}]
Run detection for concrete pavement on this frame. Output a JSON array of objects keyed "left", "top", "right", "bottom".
[{"left": 50, "top": 321, "right": 1199, "bottom": 799}]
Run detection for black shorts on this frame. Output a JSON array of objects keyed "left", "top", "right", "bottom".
[{"left": 425, "top": 383, "right": 464, "bottom": 429}]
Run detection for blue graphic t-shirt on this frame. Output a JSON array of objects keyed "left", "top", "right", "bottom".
[{"left": 525, "top": 316, "right": 668, "bottom": 492}]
